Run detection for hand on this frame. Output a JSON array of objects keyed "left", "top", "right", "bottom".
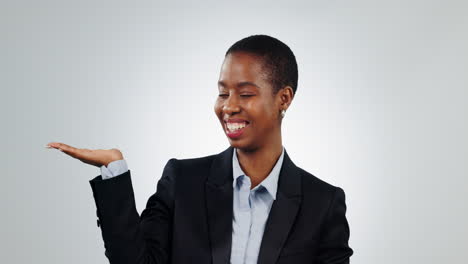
[{"left": 46, "top": 142, "right": 124, "bottom": 167}]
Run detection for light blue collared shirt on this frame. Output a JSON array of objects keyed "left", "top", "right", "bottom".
[
  {"left": 99, "top": 146, "right": 285, "bottom": 264},
  {"left": 230, "top": 147, "right": 285, "bottom": 264}
]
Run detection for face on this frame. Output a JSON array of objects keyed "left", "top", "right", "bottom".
[{"left": 214, "top": 52, "right": 284, "bottom": 151}]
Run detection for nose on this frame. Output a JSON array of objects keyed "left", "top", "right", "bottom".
[{"left": 223, "top": 93, "right": 241, "bottom": 115}]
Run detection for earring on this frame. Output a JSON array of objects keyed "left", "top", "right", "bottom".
[{"left": 281, "top": 109, "right": 286, "bottom": 117}]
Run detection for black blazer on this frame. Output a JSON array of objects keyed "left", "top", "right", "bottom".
[{"left": 89, "top": 146, "right": 353, "bottom": 264}]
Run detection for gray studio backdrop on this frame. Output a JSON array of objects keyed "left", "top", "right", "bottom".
[{"left": 2, "top": 1, "right": 467, "bottom": 263}]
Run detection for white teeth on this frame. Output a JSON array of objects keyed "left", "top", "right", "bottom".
[{"left": 226, "top": 122, "right": 247, "bottom": 131}]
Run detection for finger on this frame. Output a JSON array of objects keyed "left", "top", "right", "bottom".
[
  {"left": 46, "top": 142, "right": 69, "bottom": 150},
  {"left": 46, "top": 142, "right": 60, "bottom": 149},
  {"left": 48, "top": 142, "right": 80, "bottom": 157},
  {"left": 56, "top": 143, "right": 76, "bottom": 152},
  {"left": 64, "top": 147, "right": 88, "bottom": 160}
]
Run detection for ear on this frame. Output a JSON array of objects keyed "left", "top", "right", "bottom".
[{"left": 277, "top": 86, "right": 294, "bottom": 110}]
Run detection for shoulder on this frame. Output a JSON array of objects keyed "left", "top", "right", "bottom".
[
  {"left": 164, "top": 152, "right": 219, "bottom": 172},
  {"left": 159, "top": 151, "right": 225, "bottom": 196},
  {"left": 160, "top": 150, "right": 226, "bottom": 184},
  {"left": 295, "top": 165, "right": 347, "bottom": 203},
  {"left": 297, "top": 166, "right": 338, "bottom": 190}
]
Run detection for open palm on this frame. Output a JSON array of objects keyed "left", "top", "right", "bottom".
[{"left": 46, "top": 142, "right": 124, "bottom": 167}]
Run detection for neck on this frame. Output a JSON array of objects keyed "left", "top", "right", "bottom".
[{"left": 236, "top": 137, "right": 283, "bottom": 190}]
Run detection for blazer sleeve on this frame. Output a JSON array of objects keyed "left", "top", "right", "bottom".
[
  {"left": 317, "top": 187, "right": 354, "bottom": 264},
  {"left": 89, "top": 158, "right": 178, "bottom": 264}
]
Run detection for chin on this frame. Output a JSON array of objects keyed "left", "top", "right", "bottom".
[
  {"left": 227, "top": 140, "right": 242, "bottom": 149},
  {"left": 227, "top": 140, "right": 257, "bottom": 152}
]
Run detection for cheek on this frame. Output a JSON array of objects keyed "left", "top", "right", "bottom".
[
  {"left": 214, "top": 100, "right": 223, "bottom": 119},
  {"left": 251, "top": 101, "right": 276, "bottom": 120}
]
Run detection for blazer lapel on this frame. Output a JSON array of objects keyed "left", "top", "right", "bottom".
[
  {"left": 205, "top": 146, "right": 234, "bottom": 264},
  {"left": 257, "top": 149, "right": 303, "bottom": 264}
]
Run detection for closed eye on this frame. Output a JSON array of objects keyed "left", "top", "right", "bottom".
[{"left": 240, "top": 94, "right": 255, "bottom": 97}]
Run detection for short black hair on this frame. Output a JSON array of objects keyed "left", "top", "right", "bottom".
[{"left": 225, "top": 34, "right": 298, "bottom": 95}]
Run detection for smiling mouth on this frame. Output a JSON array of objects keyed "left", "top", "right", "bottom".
[
  {"left": 225, "top": 121, "right": 249, "bottom": 132},
  {"left": 224, "top": 121, "right": 250, "bottom": 138}
]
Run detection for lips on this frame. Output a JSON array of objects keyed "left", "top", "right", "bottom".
[{"left": 224, "top": 118, "right": 250, "bottom": 139}]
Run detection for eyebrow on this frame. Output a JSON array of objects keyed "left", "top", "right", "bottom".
[{"left": 218, "top": 81, "right": 260, "bottom": 89}]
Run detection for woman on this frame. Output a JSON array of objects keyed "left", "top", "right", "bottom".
[{"left": 47, "top": 35, "right": 353, "bottom": 264}]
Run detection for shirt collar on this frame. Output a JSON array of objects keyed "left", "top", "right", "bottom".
[{"left": 232, "top": 146, "right": 285, "bottom": 200}]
